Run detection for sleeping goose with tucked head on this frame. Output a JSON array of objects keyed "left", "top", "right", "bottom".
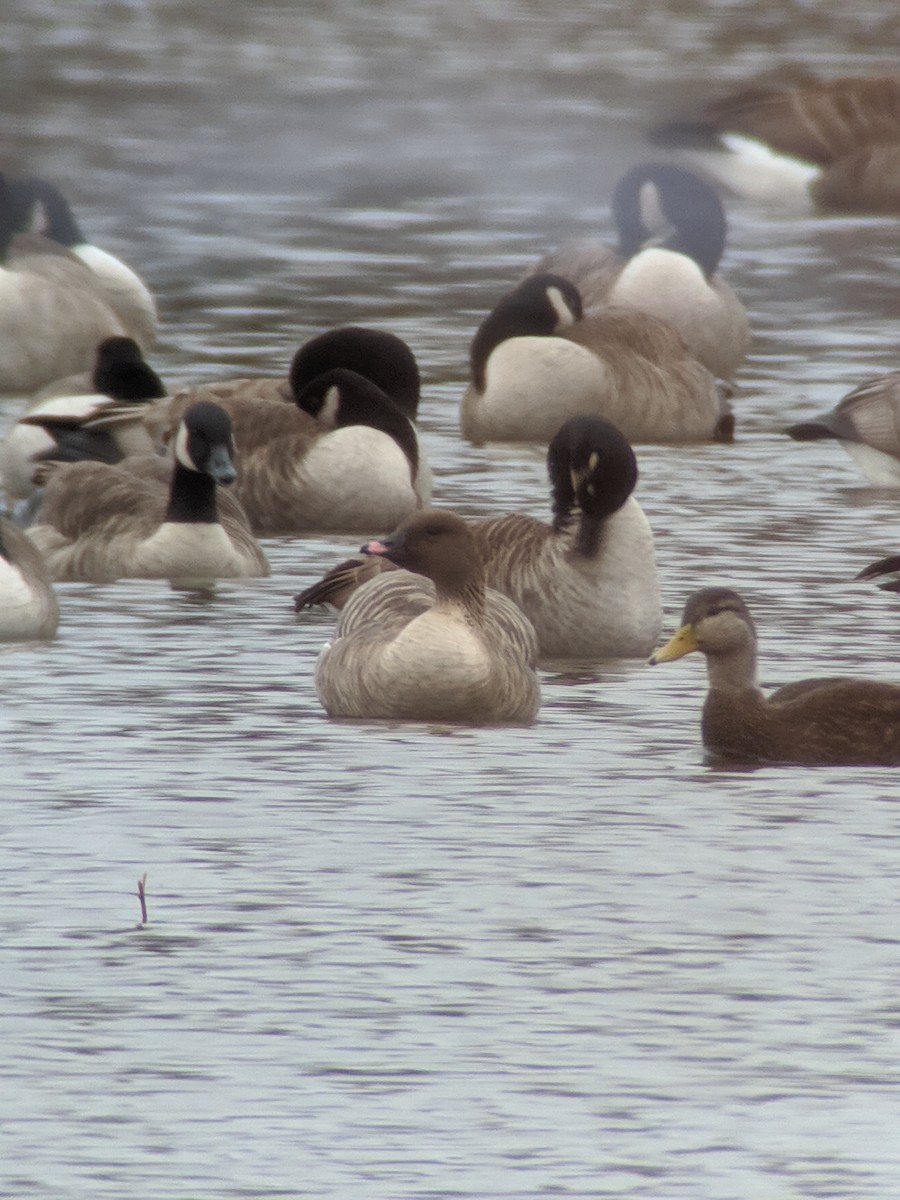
[
  {"left": 0, "top": 174, "right": 129, "bottom": 395},
  {"left": 188, "top": 366, "right": 429, "bottom": 536},
  {"left": 0, "top": 336, "right": 165, "bottom": 502},
  {"left": 6, "top": 174, "right": 158, "bottom": 348},
  {"left": 163, "top": 325, "right": 421, "bottom": 421},
  {"left": 314, "top": 509, "right": 540, "bottom": 724},
  {"left": 26, "top": 401, "right": 268, "bottom": 584},
  {"left": 297, "top": 415, "right": 661, "bottom": 658},
  {"left": 649, "top": 73, "right": 900, "bottom": 213},
  {"left": 0, "top": 517, "right": 59, "bottom": 640},
  {"left": 786, "top": 371, "right": 900, "bottom": 488},
  {"left": 460, "top": 273, "right": 732, "bottom": 445},
  {"left": 526, "top": 163, "right": 750, "bottom": 379},
  {"left": 651, "top": 586, "right": 900, "bottom": 765}
]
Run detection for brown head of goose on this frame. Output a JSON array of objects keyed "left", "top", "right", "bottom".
[
  {"left": 26, "top": 401, "right": 268, "bottom": 584},
  {"left": 314, "top": 508, "right": 540, "bottom": 724},
  {"left": 526, "top": 163, "right": 750, "bottom": 379},
  {"left": 460, "top": 273, "right": 732, "bottom": 445},
  {"left": 651, "top": 586, "right": 900, "bottom": 765}
]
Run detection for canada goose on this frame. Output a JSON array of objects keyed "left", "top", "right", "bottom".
[
  {"left": 6, "top": 174, "right": 157, "bottom": 347},
  {"left": 786, "top": 372, "right": 900, "bottom": 487},
  {"left": 527, "top": 163, "right": 750, "bottom": 379},
  {"left": 297, "top": 415, "right": 661, "bottom": 658},
  {"left": 649, "top": 73, "right": 900, "bottom": 213},
  {"left": 162, "top": 325, "right": 421, "bottom": 424},
  {"left": 0, "top": 337, "right": 165, "bottom": 501},
  {"left": 26, "top": 402, "right": 268, "bottom": 583},
  {"left": 0, "top": 175, "right": 129, "bottom": 395},
  {"left": 314, "top": 509, "right": 540, "bottom": 724},
  {"left": 0, "top": 517, "right": 59, "bottom": 640},
  {"left": 460, "top": 274, "right": 733, "bottom": 445},
  {"left": 164, "top": 367, "right": 429, "bottom": 536},
  {"left": 650, "top": 586, "right": 900, "bottom": 765}
]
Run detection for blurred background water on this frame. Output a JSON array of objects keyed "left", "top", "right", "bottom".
[{"left": 1, "top": 2, "right": 900, "bottom": 1197}]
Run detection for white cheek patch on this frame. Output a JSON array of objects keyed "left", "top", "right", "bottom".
[
  {"left": 546, "top": 285, "right": 576, "bottom": 329},
  {"left": 173, "top": 422, "right": 194, "bottom": 470},
  {"left": 638, "top": 180, "right": 667, "bottom": 236},
  {"left": 318, "top": 385, "right": 342, "bottom": 427}
]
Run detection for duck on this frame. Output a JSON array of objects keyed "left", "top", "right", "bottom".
[
  {"left": 0, "top": 336, "right": 165, "bottom": 502},
  {"left": 460, "top": 273, "right": 733, "bottom": 445},
  {"left": 5, "top": 174, "right": 158, "bottom": 348},
  {"left": 26, "top": 401, "right": 269, "bottom": 584},
  {"left": 314, "top": 509, "right": 540, "bottom": 724},
  {"left": 297, "top": 415, "right": 661, "bottom": 658},
  {"left": 649, "top": 73, "right": 900, "bottom": 213},
  {"left": 159, "top": 367, "right": 429, "bottom": 536},
  {"left": 0, "top": 174, "right": 130, "bottom": 396},
  {"left": 650, "top": 586, "right": 900, "bottom": 765},
  {"left": 0, "top": 517, "right": 59, "bottom": 640},
  {"left": 526, "top": 163, "right": 750, "bottom": 379},
  {"left": 786, "top": 372, "right": 900, "bottom": 487}
]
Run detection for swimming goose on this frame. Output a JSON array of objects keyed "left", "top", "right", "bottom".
[
  {"left": 649, "top": 73, "right": 900, "bottom": 213},
  {"left": 297, "top": 415, "right": 661, "bottom": 658},
  {"left": 0, "top": 337, "right": 165, "bottom": 501},
  {"left": 650, "top": 586, "right": 900, "bottom": 765},
  {"left": 26, "top": 401, "right": 268, "bottom": 584},
  {"left": 460, "top": 274, "right": 733, "bottom": 445},
  {"left": 314, "top": 509, "right": 540, "bottom": 724},
  {"left": 0, "top": 517, "right": 59, "bottom": 640},
  {"left": 786, "top": 372, "right": 900, "bottom": 487},
  {"left": 163, "top": 367, "right": 429, "bottom": 536},
  {"left": 0, "top": 176, "right": 129, "bottom": 395},
  {"left": 527, "top": 163, "right": 750, "bottom": 379},
  {"left": 6, "top": 174, "right": 158, "bottom": 347}
]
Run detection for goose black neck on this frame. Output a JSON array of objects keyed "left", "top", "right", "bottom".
[{"left": 165, "top": 462, "right": 219, "bottom": 524}]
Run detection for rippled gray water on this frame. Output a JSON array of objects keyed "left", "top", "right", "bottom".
[{"left": 2, "top": 3, "right": 900, "bottom": 1197}]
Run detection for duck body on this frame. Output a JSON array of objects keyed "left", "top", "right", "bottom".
[
  {"left": 461, "top": 274, "right": 731, "bottom": 445},
  {"left": 652, "top": 586, "right": 900, "bottom": 765},
  {"left": 0, "top": 518, "right": 58, "bottom": 639},
  {"left": 650, "top": 74, "right": 900, "bottom": 213},
  {"left": 27, "top": 402, "right": 268, "bottom": 584},
  {"left": 297, "top": 415, "right": 661, "bottom": 659},
  {"left": 315, "top": 510, "right": 540, "bottom": 724},
  {"left": 527, "top": 164, "right": 750, "bottom": 379},
  {"left": 786, "top": 372, "right": 900, "bottom": 487}
]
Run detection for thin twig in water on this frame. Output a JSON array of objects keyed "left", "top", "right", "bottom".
[{"left": 136, "top": 873, "right": 148, "bottom": 926}]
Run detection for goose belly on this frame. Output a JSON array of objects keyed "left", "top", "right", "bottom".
[
  {"left": 461, "top": 336, "right": 607, "bottom": 443},
  {"left": 0, "top": 557, "right": 57, "bottom": 639},
  {"left": 842, "top": 440, "right": 900, "bottom": 487},
  {"left": 243, "top": 426, "right": 423, "bottom": 533},
  {"left": 129, "top": 522, "right": 254, "bottom": 581},
  {"left": 608, "top": 249, "right": 749, "bottom": 379}
]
